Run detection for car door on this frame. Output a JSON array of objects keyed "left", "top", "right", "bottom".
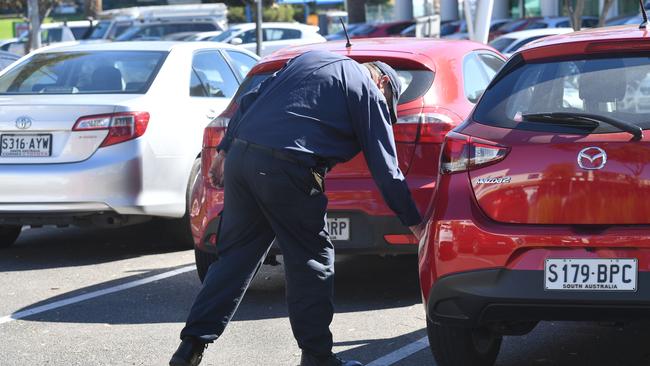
[{"left": 189, "top": 50, "right": 241, "bottom": 135}]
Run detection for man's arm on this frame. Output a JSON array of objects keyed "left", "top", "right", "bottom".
[{"left": 347, "top": 66, "right": 422, "bottom": 227}]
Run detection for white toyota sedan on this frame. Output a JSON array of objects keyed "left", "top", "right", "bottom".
[{"left": 0, "top": 41, "right": 258, "bottom": 248}]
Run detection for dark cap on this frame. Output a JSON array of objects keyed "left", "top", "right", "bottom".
[{"left": 369, "top": 61, "right": 402, "bottom": 124}]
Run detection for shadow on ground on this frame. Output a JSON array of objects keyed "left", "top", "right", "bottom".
[
  {"left": 11, "top": 254, "right": 422, "bottom": 324},
  {"left": 0, "top": 221, "right": 188, "bottom": 272}
]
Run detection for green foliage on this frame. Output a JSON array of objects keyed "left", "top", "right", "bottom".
[
  {"left": 263, "top": 4, "right": 295, "bottom": 22},
  {"left": 227, "top": 4, "right": 298, "bottom": 23},
  {"left": 227, "top": 6, "right": 246, "bottom": 23}
]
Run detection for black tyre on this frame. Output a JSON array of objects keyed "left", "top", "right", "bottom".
[
  {"left": 0, "top": 225, "right": 22, "bottom": 249},
  {"left": 194, "top": 247, "right": 218, "bottom": 283},
  {"left": 427, "top": 320, "right": 502, "bottom": 366},
  {"left": 168, "top": 158, "right": 201, "bottom": 248}
]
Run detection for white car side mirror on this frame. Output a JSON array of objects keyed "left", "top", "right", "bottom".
[{"left": 230, "top": 37, "right": 243, "bottom": 45}]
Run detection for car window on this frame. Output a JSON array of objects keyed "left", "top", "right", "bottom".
[
  {"left": 70, "top": 26, "right": 90, "bottom": 40},
  {"left": 582, "top": 18, "right": 599, "bottom": 27},
  {"left": 88, "top": 20, "right": 110, "bottom": 39},
  {"left": 190, "top": 51, "right": 239, "bottom": 98},
  {"left": 526, "top": 22, "right": 548, "bottom": 30},
  {"left": 478, "top": 53, "right": 505, "bottom": 79},
  {"left": 0, "top": 51, "right": 166, "bottom": 94},
  {"left": 557, "top": 20, "right": 570, "bottom": 27},
  {"left": 508, "top": 35, "right": 549, "bottom": 53},
  {"left": 42, "top": 28, "right": 63, "bottom": 43},
  {"left": 233, "top": 73, "right": 272, "bottom": 103},
  {"left": 239, "top": 29, "right": 257, "bottom": 44},
  {"left": 489, "top": 37, "right": 515, "bottom": 52},
  {"left": 387, "top": 23, "right": 412, "bottom": 35},
  {"left": 396, "top": 70, "right": 434, "bottom": 104},
  {"left": 212, "top": 28, "right": 241, "bottom": 42},
  {"left": 473, "top": 56, "right": 650, "bottom": 134},
  {"left": 463, "top": 53, "right": 492, "bottom": 103},
  {"left": 349, "top": 24, "right": 376, "bottom": 36},
  {"left": 264, "top": 28, "right": 301, "bottom": 41},
  {"left": 0, "top": 57, "right": 16, "bottom": 71},
  {"left": 225, "top": 50, "right": 257, "bottom": 79}
]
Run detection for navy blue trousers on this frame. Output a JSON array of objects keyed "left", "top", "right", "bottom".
[{"left": 180, "top": 141, "right": 335, "bottom": 356}]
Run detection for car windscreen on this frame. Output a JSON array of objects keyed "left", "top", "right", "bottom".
[
  {"left": 489, "top": 37, "right": 515, "bottom": 52},
  {"left": 212, "top": 28, "right": 241, "bottom": 42},
  {"left": 88, "top": 20, "right": 111, "bottom": 39},
  {"left": 236, "top": 68, "right": 433, "bottom": 105},
  {"left": 349, "top": 24, "right": 376, "bottom": 36},
  {"left": 0, "top": 51, "right": 167, "bottom": 95},
  {"left": 473, "top": 55, "right": 650, "bottom": 134}
]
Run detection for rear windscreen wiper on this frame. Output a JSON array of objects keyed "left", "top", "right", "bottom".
[{"left": 522, "top": 112, "right": 644, "bottom": 141}]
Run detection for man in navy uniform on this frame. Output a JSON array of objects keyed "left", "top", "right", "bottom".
[{"left": 170, "top": 50, "right": 423, "bottom": 366}]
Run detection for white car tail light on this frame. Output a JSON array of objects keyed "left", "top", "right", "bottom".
[{"left": 73, "top": 112, "right": 150, "bottom": 147}]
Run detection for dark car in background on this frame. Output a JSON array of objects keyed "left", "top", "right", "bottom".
[{"left": 326, "top": 20, "right": 415, "bottom": 40}]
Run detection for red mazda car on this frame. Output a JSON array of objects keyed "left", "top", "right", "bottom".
[
  {"left": 420, "top": 25, "right": 650, "bottom": 365},
  {"left": 189, "top": 38, "right": 504, "bottom": 280}
]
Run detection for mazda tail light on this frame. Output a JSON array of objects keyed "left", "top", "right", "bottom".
[
  {"left": 440, "top": 131, "right": 510, "bottom": 174},
  {"left": 73, "top": 112, "right": 150, "bottom": 148}
]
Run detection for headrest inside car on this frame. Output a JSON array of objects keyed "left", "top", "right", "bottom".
[{"left": 578, "top": 60, "right": 627, "bottom": 103}]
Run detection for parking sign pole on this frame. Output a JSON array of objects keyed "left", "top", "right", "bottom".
[{"left": 256, "top": 0, "right": 263, "bottom": 56}]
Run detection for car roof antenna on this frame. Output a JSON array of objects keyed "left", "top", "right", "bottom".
[
  {"left": 340, "top": 17, "right": 352, "bottom": 48},
  {"left": 640, "top": 0, "right": 648, "bottom": 29}
]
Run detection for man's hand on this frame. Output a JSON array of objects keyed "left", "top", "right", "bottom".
[
  {"left": 409, "top": 224, "right": 425, "bottom": 241},
  {"left": 208, "top": 150, "right": 226, "bottom": 188}
]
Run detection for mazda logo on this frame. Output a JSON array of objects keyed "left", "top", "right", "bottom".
[
  {"left": 577, "top": 147, "right": 607, "bottom": 170},
  {"left": 15, "top": 116, "right": 32, "bottom": 130}
]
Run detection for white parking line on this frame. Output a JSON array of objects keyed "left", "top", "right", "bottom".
[
  {"left": 366, "top": 337, "right": 431, "bottom": 366},
  {"left": 0, "top": 265, "right": 196, "bottom": 325}
]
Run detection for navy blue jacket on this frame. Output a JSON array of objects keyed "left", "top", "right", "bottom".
[{"left": 218, "top": 50, "right": 421, "bottom": 226}]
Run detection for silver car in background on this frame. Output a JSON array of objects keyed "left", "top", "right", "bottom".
[{"left": 0, "top": 41, "right": 258, "bottom": 248}]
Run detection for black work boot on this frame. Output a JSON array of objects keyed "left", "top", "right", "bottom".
[
  {"left": 300, "top": 352, "right": 363, "bottom": 366},
  {"left": 169, "top": 337, "right": 209, "bottom": 366}
]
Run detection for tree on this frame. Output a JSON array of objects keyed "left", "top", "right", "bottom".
[
  {"left": 564, "top": 0, "right": 585, "bottom": 31},
  {"left": 599, "top": 0, "right": 615, "bottom": 27},
  {"left": 22, "top": 0, "right": 60, "bottom": 53},
  {"left": 84, "top": 0, "right": 102, "bottom": 18}
]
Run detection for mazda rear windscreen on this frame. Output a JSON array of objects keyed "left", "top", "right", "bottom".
[{"left": 473, "top": 55, "right": 650, "bottom": 134}]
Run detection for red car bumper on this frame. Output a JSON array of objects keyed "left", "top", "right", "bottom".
[{"left": 191, "top": 174, "right": 435, "bottom": 254}]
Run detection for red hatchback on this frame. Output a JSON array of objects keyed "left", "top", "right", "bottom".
[
  {"left": 420, "top": 25, "right": 650, "bottom": 365},
  {"left": 189, "top": 38, "right": 504, "bottom": 280}
]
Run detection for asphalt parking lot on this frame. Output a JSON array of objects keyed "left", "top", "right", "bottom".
[{"left": 3, "top": 224, "right": 650, "bottom": 366}]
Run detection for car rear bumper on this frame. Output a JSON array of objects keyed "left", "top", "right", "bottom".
[
  {"left": 196, "top": 210, "right": 418, "bottom": 255},
  {"left": 0, "top": 142, "right": 186, "bottom": 224},
  {"left": 428, "top": 269, "right": 650, "bottom": 328},
  {"left": 192, "top": 175, "right": 434, "bottom": 254}
]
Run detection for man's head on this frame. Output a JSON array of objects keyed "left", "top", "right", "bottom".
[{"left": 363, "top": 61, "right": 402, "bottom": 124}]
